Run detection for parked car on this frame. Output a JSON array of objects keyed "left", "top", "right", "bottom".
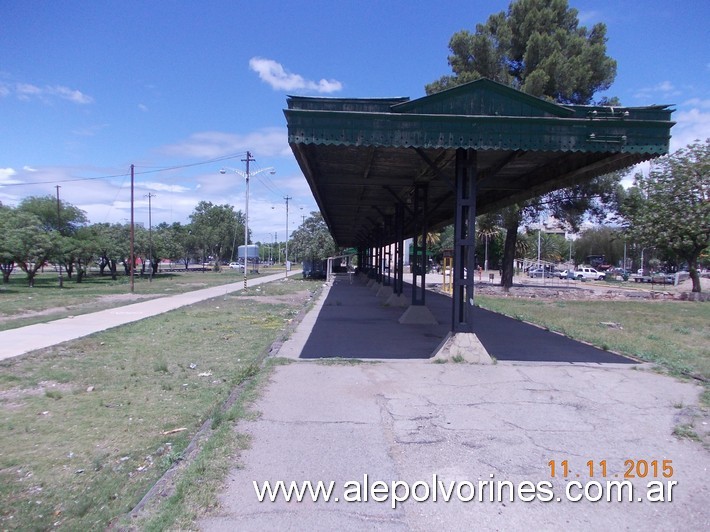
[
  {"left": 558, "top": 269, "right": 575, "bottom": 279},
  {"left": 228, "top": 262, "right": 243, "bottom": 270},
  {"left": 573, "top": 267, "right": 606, "bottom": 280},
  {"left": 527, "top": 268, "right": 553, "bottom": 278}
]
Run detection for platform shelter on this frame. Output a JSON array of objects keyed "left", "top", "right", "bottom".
[{"left": 284, "top": 79, "right": 674, "bottom": 341}]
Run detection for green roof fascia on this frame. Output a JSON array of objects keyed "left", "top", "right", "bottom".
[
  {"left": 285, "top": 109, "right": 674, "bottom": 155},
  {"left": 287, "top": 95, "right": 410, "bottom": 114},
  {"left": 391, "top": 78, "right": 576, "bottom": 118},
  {"left": 568, "top": 103, "right": 675, "bottom": 122}
]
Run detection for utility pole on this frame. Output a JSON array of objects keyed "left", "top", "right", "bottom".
[
  {"left": 55, "top": 185, "right": 63, "bottom": 288},
  {"left": 130, "top": 164, "right": 135, "bottom": 293},
  {"left": 242, "top": 151, "right": 254, "bottom": 289},
  {"left": 145, "top": 193, "right": 156, "bottom": 281},
  {"left": 284, "top": 196, "right": 292, "bottom": 278}
]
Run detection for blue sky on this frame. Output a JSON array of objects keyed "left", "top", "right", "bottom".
[{"left": 1, "top": 0, "right": 708, "bottom": 239}]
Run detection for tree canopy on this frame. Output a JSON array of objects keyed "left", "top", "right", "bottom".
[
  {"left": 290, "top": 212, "right": 339, "bottom": 262},
  {"left": 621, "top": 139, "right": 709, "bottom": 293},
  {"left": 427, "top": 0, "right": 620, "bottom": 289},
  {"left": 189, "top": 201, "right": 244, "bottom": 269},
  {"left": 0, "top": 196, "right": 310, "bottom": 284},
  {"left": 426, "top": 0, "right": 616, "bottom": 104}
]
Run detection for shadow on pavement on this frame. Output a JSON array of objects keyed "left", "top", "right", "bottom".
[{"left": 299, "top": 275, "right": 635, "bottom": 364}]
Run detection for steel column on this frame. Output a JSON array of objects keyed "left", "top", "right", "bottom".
[
  {"left": 411, "top": 183, "right": 428, "bottom": 306},
  {"left": 394, "top": 203, "right": 404, "bottom": 295},
  {"left": 452, "top": 149, "right": 477, "bottom": 332},
  {"left": 383, "top": 215, "right": 392, "bottom": 286}
]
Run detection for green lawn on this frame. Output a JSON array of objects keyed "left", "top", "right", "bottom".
[
  {"left": 0, "top": 267, "right": 286, "bottom": 331},
  {"left": 476, "top": 296, "right": 710, "bottom": 380}
]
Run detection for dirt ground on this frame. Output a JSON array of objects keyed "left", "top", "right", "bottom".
[{"left": 472, "top": 273, "right": 710, "bottom": 301}]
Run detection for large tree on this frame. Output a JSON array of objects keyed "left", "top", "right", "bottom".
[
  {"left": 290, "top": 212, "right": 339, "bottom": 262},
  {"left": 427, "top": 0, "right": 618, "bottom": 289},
  {"left": 621, "top": 140, "right": 709, "bottom": 293},
  {"left": 68, "top": 225, "right": 101, "bottom": 283},
  {"left": 1, "top": 208, "right": 56, "bottom": 287},
  {"left": 94, "top": 223, "right": 131, "bottom": 280},
  {"left": 189, "top": 201, "right": 243, "bottom": 269},
  {"left": 0, "top": 205, "right": 17, "bottom": 283},
  {"left": 18, "top": 195, "right": 89, "bottom": 281}
]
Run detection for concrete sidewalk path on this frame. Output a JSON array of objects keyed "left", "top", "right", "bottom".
[
  {"left": 199, "top": 276, "right": 708, "bottom": 530},
  {"left": 0, "top": 271, "right": 292, "bottom": 361},
  {"left": 199, "top": 360, "right": 708, "bottom": 531}
]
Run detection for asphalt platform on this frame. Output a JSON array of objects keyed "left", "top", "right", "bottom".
[
  {"left": 201, "top": 272, "right": 708, "bottom": 531},
  {"left": 297, "top": 273, "right": 634, "bottom": 364}
]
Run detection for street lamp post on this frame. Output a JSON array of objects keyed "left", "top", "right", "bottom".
[
  {"left": 220, "top": 152, "right": 275, "bottom": 289},
  {"left": 272, "top": 198, "right": 292, "bottom": 278},
  {"left": 284, "top": 196, "right": 291, "bottom": 278}
]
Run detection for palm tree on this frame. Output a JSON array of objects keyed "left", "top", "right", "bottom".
[{"left": 477, "top": 214, "right": 501, "bottom": 271}]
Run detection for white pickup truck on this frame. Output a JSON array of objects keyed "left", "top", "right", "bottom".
[{"left": 573, "top": 267, "right": 606, "bottom": 280}]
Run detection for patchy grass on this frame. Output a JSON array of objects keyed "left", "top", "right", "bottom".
[
  {"left": 476, "top": 295, "right": 710, "bottom": 438},
  {"left": 0, "top": 267, "right": 288, "bottom": 332},
  {"left": 315, "top": 357, "right": 378, "bottom": 366},
  {"left": 672, "top": 423, "right": 701, "bottom": 441},
  {"left": 475, "top": 297, "right": 710, "bottom": 381},
  {"left": 0, "top": 278, "right": 314, "bottom": 531}
]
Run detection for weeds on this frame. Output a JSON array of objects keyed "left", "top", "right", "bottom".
[
  {"left": 0, "top": 278, "right": 312, "bottom": 531},
  {"left": 673, "top": 424, "right": 700, "bottom": 441}
]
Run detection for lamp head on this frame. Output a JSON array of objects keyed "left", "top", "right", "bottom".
[{"left": 219, "top": 168, "right": 227, "bottom": 175}]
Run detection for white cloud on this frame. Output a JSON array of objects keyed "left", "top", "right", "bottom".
[
  {"left": 577, "top": 10, "right": 603, "bottom": 24},
  {"left": 22, "top": 165, "right": 38, "bottom": 172},
  {"left": 160, "top": 127, "right": 291, "bottom": 159},
  {"left": 620, "top": 98, "right": 710, "bottom": 187},
  {"left": 51, "top": 85, "right": 93, "bottom": 104},
  {"left": 0, "top": 160, "right": 316, "bottom": 237},
  {"left": 0, "top": 167, "right": 22, "bottom": 185},
  {"left": 16, "top": 83, "right": 42, "bottom": 100},
  {"left": 670, "top": 106, "right": 710, "bottom": 152},
  {"left": 142, "top": 181, "right": 190, "bottom": 193},
  {"left": 683, "top": 97, "right": 710, "bottom": 109},
  {"left": 6, "top": 81, "right": 93, "bottom": 104},
  {"left": 249, "top": 57, "right": 343, "bottom": 94},
  {"left": 633, "top": 80, "right": 682, "bottom": 102}
]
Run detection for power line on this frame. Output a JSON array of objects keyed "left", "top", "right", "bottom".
[{"left": 1, "top": 152, "right": 250, "bottom": 188}]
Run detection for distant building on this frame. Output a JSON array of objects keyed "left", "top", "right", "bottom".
[{"left": 526, "top": 216, "right": 574, "bottom": 239}]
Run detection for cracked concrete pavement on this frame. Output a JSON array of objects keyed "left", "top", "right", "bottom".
[{"left": 200, "top": 359, "right": 708, "bottom": 530}]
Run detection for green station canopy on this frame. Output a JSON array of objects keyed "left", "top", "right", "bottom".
[{"left": 285, "top": 79, "right": 674, "bottom": 247}]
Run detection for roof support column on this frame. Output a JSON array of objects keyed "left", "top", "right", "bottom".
[
  {"left": 452, "top": 148, "right": 477, "bottom": 333},
  {"left": 377, "top": 230, "right": 384, "bottom": 284},
  {"left": 411, "top": 183, "right": 428, "bottom": 306},
  {"left": 366, "top": 246, "right": 374, "bottom": 278},
  {"left": 399, "top": 183, "right": 438, "bottom": 324},
  {"left": 394, "top": 203, "right": 404, "bottom": 296},
  {"left": 383, "top": 216, "right": 392, "bottom": 287}
]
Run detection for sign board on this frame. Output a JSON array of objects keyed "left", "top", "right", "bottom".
[{"left": 237, "top": 244, "right": 259, "bottom": 259}]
